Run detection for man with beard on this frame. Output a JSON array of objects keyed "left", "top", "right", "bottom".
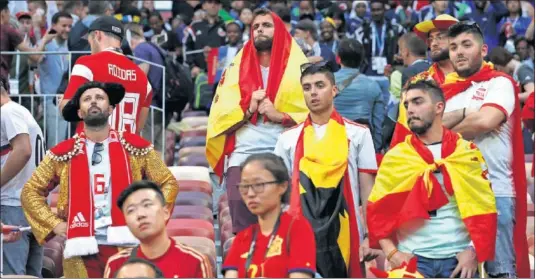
[
  {"left": 58, "top": 16, "right": 153, "bottom": 136},
  {"left": 206, "top": 8, "right": 309, "bottom": 234},
  {"left": 368, "top": 80, "right": 497, "bottom": 278},
  {"left": 275, "top": 62, "right": 379, "bottom": 278},
  {"left": 390, "top": 14, "right": 458, "bottom": 147},
  {"left": 441, "top": 22, "right": 529, "bottom": 278},
  {"left": 21, "top": 82, "right": 178, "bottom": 278}
]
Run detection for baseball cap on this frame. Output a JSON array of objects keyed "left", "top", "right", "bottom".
[
  {"left": 82, "top": 16, "right": 124, "bottom": 41},
  {"left": 16, "top": 11, "right": 31, "bottom": 20}
]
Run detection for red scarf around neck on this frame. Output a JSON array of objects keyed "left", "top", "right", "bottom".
[{"left": 63, "top": 129, "right": 138, "bottom": 259}]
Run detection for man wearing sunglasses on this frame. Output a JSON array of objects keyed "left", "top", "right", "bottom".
[
  {"left": 274, "top": 62, "right": 379, "bottom": 278},
  {"left": 441, "top": 22, "right": 529, "bottom": 278},
  {"left": 21, "top": 81, "right": 178, "bottom": 278},
  {"left": 207, "top": 8, "right": 309, "bottom": 234}
]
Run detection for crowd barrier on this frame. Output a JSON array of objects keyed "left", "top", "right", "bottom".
[{"left": 3, "top": 50, "right": 167, "bottom": 158}]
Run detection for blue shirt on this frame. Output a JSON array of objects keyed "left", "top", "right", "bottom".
[
  {"left": 39, "top": 39, "right": 68, "bottom": 99},
  {"left": 464, "top": 1, "right": 508, "bottom": 50},
  {"left": 133, "top": 42, "right": 164, "bottom": 106},
  {"left": 498, "top": 16, "right": 533, "bottom": 39},
  {"left": 334, "top": 68, "right": 385, "bottom": 151}
]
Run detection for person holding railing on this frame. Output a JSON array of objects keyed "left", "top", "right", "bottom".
[{"left": 59, "top": 16, "right": 153, "bottom": 136}]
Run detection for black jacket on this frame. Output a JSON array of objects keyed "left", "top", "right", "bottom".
[{"left": 184, "top": 19, "right": 227, "bottom": 70}]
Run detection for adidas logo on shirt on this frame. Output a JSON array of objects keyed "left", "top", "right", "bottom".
[{"left": 70, "top": 212, "right": 89, "bottom": 229}]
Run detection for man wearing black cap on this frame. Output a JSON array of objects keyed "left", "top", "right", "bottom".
[
  {"left": 21, "top": 81, "right": 178, "bottom": 278},
  {"left": 58, "top": 16, "right": 153, "bottom": 137}
]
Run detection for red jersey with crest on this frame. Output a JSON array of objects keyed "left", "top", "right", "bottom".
[
  {"left": 104, "top": 238, "right": 213, "bottom": 278},
  {"left": 222, "top": 212, "right": 316, "bottom": 278},
  {"left": 64, "top": 49, "right": 153, "bottom": 134}
]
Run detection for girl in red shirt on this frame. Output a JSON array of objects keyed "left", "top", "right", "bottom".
[{"left": 222, "top": 153, "right": 317, "bottom": 278}]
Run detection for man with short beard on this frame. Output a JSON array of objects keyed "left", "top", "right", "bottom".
[
  {"left": 390, "top": 14, "right": 458, "bottom": 147},
  {"left": 368, "top": 80, "right": 497, "bottom": 278},
  {"left": 21, "top": 82, "right": 178, "bottom": 278},
  {"left": 206, "top": 8, "right": 309, "bottom": 234},
  {"left": 441, "top": 22, "right": 529, "bottom": 278}
]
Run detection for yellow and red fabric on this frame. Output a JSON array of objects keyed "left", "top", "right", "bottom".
[
  {"left": 289, "top": 110, "right": 362, "bottom": 277},
  {"left": 368, "top": 129, "right": 497, "bottom": 263},
  {"left": 206, "top": 12, "right": 309, "bottom": 179},
  {"left": 413, "top": 14, "right": 459, "bottom": 41}
]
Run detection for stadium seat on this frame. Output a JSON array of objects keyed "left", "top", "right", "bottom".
[
  {"left": 219, "top": 206, "right": 230, "bottom": 220},
  {"left": 168, "top": 166, "right": 211, "bottom": 184},
  {"left": 171, "top": 205, "right": 213, "bottom": 222},
  {"left": 174, "top": 191, "right": 213, "bottom": 209},
  {"left": 181, "top": 129, "right": 207, "bottom": 138},
  {"left": 182, "top": 110, "right": 207, "bottom": 118},
  {"left": 166, "top": 219, "right": 215, "bottom": 240},
  {"left": 221, "top": 227, "right": 234, "bottom": 247},
  {"left": 181, "top": 116, "right": 209, "bottom": 128},
  {"left": 178, "top": 146, "right": 205, "bottom": 159},
  {"left": 178, "top": 154, "right": 209, "bottom": 167},
  {"left": 173, "top": 236, "right": 217, "bottom": 262},
  {"left": 41, "top": 256, "right": 56, "bottom": 278},
  {"left": 179, "top": 136, "right": 207, "bottom": 148},
  {"left": 223, "top": 237, "right": 235, "bottom": 260},
  {"left": 43, "top": 248, "right": 63, "bottom": 278},
  {"left": 218, "top": 194, "right": 229, "bottom": 212},
  {"left": 176, "top": 180, "right": 212, "bottom": 195}
]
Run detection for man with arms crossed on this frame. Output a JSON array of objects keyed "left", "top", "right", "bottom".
[
  {"left": 0, "top": 76, "right": 44, "bottom": 276},
  {"left": 441, "top": 22, "right": 529, "bottom": 278}
]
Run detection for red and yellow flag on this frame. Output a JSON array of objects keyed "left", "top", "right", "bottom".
[
  {"left": 368, "top": 129, "right": 497, "bottom": 262},
  {"left": 206, "top": 12, "right": 309, "bottom": 178}
]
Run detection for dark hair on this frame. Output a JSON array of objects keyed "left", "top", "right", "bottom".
[
  {"left": 399, "top": 32, "right": 427, "bottom": 57},
  {"left": 403, "top": 80, "right": 445, "bottom": 104},
  {"left": 149, "top": 11, "right": 163, "bottom": 21},
  {"left": 51, "top": 11, "right": 72, "bottom": 24},
  {"left": 300, "top": 61, "right": 336, "bottom": 85},
  {"left": 115, "top": 257, "right": 164, "bottom": 278},
  {"left": 0, "top": 0, "right": 9, "bottom": 11},
  {"left": 515, "top": 36, "right": 530, "bottom": 48},
  {"left": 0, "top": 76, "right": 8, "bottom": 94},
  {"left": 117, "top": 180, "right": 166, "bottom": 210},
  {"left": 252, "top": 7, "right": 272, "bottom": 22},
  {"left": 447, "top": 22, "right": 484, "bottom": 44},
  {"left": 338, "top": 39, "right": 363, "bottom": 69},
  {"left": 226, "top": 21, "right": 243, "bottom": 32},
  {"left": 488, "top": 47, "right": 513, "bottom": 67},
  {"left": 63, "top": 0, "right": 83, "bottom": 14},
  {"left": 370, "top": 0, "right": 387, "bottom": 7},
  {"left": 88, "top": 1, "right": 112, "bottom": 15},
  {"left": 273, "top": 5, "right": 290, "bottom": 23},
  {"left": 240, "top": 153, "right": 290, "bottom": 203},
  {"left": 295, "top": 19, "right": 318, "bottom": 41}
]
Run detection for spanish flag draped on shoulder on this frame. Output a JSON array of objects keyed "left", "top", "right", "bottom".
[
  {"left": 368, "top": 128, "right": 497, "bottom": 263},
  {"left": 289, "top": 110, "right": 362, "bottom": 278},
  {"left": 206, "top": 12, "right": 309, "bottom": 179}
]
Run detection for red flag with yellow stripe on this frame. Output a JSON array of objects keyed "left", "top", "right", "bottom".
[{"left": 368, "top": 129, "right": 497, "bottom": 262}]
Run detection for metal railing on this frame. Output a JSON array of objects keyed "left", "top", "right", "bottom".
[{"left": 3, "top": 50, "right": 166, "bottom": 158}]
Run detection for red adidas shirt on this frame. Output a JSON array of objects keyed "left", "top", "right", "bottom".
[
  {"left": 104, "top": 238, "right": 213, "bottom": 278},
  {"left": 222, "top": 212, "right": 316, "bottom": 278},
  {"left": 64, "top": 49, "right": 153, "bottom": 134}
]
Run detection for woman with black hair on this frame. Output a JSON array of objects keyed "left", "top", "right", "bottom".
[{"left": 222, "top": 153, "right": 316, "bottom": 278}]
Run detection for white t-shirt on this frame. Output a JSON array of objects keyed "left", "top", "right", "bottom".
[
  {"left": 1, "top": 101, "right": 45, "bottom": 206},
  {"left": 85, "top": 139, "right": 113, "bottom": 244},
  {"left": 397, "top": 143, "right": 470, "bottom": 259},
  {"left": 274, "top": 119, "right": 378, "bottom": 239},
  {"left": 445, "top": 76, "right": 516, "bottom": 197}
]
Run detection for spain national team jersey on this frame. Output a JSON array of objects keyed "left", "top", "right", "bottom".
[
  {"left": 104, "top": 238, "right": 213, "bottom": 278},
  {"left": 64, "top": 49, "right": 153, "bottom": 134},
  {"left": 222, "top": 212, "right": 316, "bottom": 278}
]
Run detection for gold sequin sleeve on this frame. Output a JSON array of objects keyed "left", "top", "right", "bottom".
[
  {"left": 140, "top": 149, "right": 179, "bottom": 206},
  {"left": 21, "top": 155, "right": 63, "bottom": 244}
]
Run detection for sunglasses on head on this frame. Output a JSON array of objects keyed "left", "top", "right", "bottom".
[
  {"left": 300, "top": 60, "right": 331, "bottom": 73},
  {"left": 448, "top": 21, "right": 484, "bottom": 37}
]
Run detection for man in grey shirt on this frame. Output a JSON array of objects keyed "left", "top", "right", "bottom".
[{"left": 489, "top": 46, "right": 535, "bottom": 103}]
